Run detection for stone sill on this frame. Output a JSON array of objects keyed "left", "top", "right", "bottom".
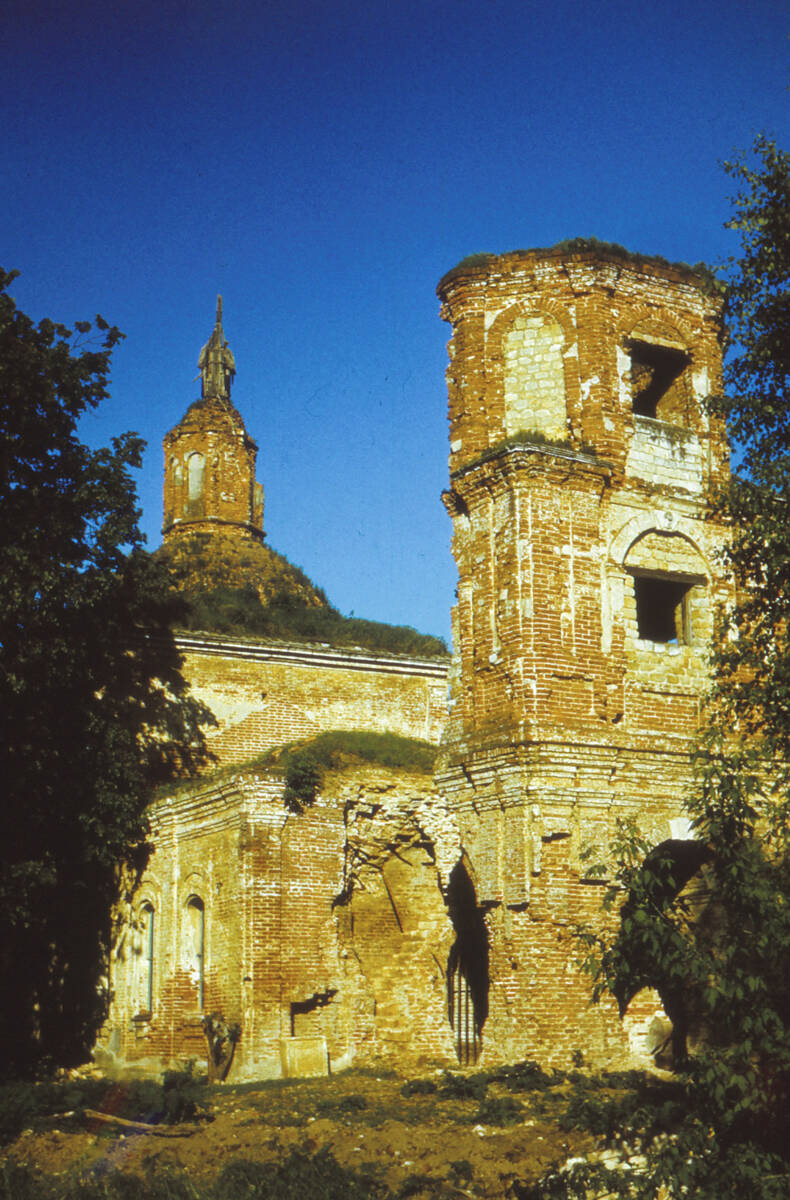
[
  {"left": 633, "top": 640, "right": 693, "bottom": 654},
  {"left": 633, "top": 415, "right": 695, "bottom": 441}
]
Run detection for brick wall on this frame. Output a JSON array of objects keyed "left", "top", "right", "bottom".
[
  {"left": 176, "top": 634, "right": 449, "bottom": 766},
  {"left": 102, "top": 766, "right": 462, "bottom": 1079},
  {"left": 101, "top": 246, "right": 734, "bottom": 1081},
  {"left": 435, "top": 247, "right": 732, "bottom": 1068},
  {"left": 163, "top": 396, "right": 263, "bottom": 540}
]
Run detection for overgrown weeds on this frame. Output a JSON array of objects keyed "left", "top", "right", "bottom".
[
  {"left": 437, "top": 1072, "right": 488, "bottom": 1102},
  {"left": 264, "top": 731, "right": 439, "bottom": 811},
  {"left": 0, "top": 1149, "right": 390, "bottom": 1200},
  {"left": 178, "top": 579, "right": 448, "bottom": 660},
  {"left": 0, "top": 1066, "right": 209, "bottom": 1146}
]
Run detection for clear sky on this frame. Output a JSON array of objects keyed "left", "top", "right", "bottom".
[{"left": 4, "top": 0, "right": 789, "bottom": 643}]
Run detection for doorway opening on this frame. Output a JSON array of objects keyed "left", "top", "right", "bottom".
[{"left": 446, "top": 861, "right": 489, "bottom": 1065}]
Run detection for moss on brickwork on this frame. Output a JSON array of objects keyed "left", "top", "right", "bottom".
[
  {"left": 200, "top": 730, "right": 439, "bottom": 810},
  {"left": 440, "top": 238, "right": 721, "bottom": 293},
  {"left": 178, "top": 730, "right": 438, "bottom": 811},
  {"left": 184, "top": 590, "right": 447, "bottom": 656},
  {"left": 455, "top": 428, "right": 601, "bottom": 476},
  {"left": 159, "top": 532, "right": 447, "bottom": 657},
  {"left": 157, "top": 530, "right": 327, "bottom": 609},
  {"left": 276, "top": 731, "right": 438, "bottom": 815}
]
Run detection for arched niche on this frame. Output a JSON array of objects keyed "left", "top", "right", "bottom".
[
  {"left": 186, "top": 895, "right": 205, "bottom": 1010},
  {"left": 187, "top": 452, "right": 205, "bottom": 501},
  {"left": 502, "top": 311, "right": 567, "bottom": 439}
]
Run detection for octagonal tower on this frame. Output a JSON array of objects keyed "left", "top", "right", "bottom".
[
  {"left": 162, "top": 298, "right": 264, "bottom": 544},
  {"left": 435, "top": 245, "right": 731, "bottom": 1068}
]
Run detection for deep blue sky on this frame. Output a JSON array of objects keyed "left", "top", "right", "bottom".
[{"left": 4, "top": 0, "right": 789, "bottom": 642}]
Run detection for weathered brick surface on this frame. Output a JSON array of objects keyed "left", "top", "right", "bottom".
[
  {"left": 102, "top": 767, "right": 460, "bottom": 1079},
  {"left": 102, "top": 250, "right": 734, "bottom": 1080},
  {"left": 435, "top": 247, "right": 731, "bottom": 1068},
  {"left": 176, "top": 635, "right": 448, "bottom": 765},
  {"left": 163, "top": 396, "right": 263, "bottom": 541}
]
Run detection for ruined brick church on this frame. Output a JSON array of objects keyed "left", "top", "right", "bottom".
[{"left": 101, "top": 244, "right": 730, "bottom": 1080}]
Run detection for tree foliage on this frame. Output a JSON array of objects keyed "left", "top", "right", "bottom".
[
  {"left": 0, "top": 269, "right": 212, "bottom": 1076},
  {"left": 563, "top": 138, "right": 790, "bottom": 1195}
]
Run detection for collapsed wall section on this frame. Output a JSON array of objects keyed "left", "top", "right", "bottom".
[{"left": 102, "top": 765, "right": 466, "bottom": 1080}]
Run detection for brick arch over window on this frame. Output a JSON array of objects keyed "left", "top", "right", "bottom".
[
  {"left": 624, "top": 529, "right": 709, "bottom": 578},
  {"left": 615, "top": 306, "right": 700, "bottom": 351},
  {"left": 623, "top": 529, "right": 710, "bottom": 647},
  {"left": 486, "top": 301, "right": 579, "bottom": 441},
  {"left": 609, "top": 512, "right": 714, "bottom": 576}
]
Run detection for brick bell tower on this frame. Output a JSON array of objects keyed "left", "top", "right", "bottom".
[
  {"left": 162, "top": 298, "right": 264, "bottom": 543},
  {"left": 435, "top": 245, "right": 731, "bottom": 1069}
]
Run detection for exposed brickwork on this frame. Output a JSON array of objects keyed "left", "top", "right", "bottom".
[
  {"left": 435, "top": 247, "right": 731, "bottom": 1068},
  {"left": 162, "top": 396, "right": 263, "bottom": 541},
  {"left": 175, "top": 634, "right": 448, "bottom": 766},
  {"left": 102, "top": 767, "right": 460, "bottom": 1079},
  {"left": 102, "top": 250, "right": 734, "bottom": 1081},
  {"left": 163, "top": 300, "right": 264, "bottom": 545}
]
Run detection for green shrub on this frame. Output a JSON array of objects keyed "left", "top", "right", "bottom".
[
  {"left": 160, "top": 1065, "right": 210, "bottom": 1123},
  {"left": 557, "top": 1072, "right": 684, "bottom": 1144},
  {"left": 316, "top": 1093, "right": 368, "bottom": 1116},
  {"left": 0, "top": 1082, "right": 46, "bottom": 1145},
  {"left": 447, "top": 1160, "right": 473, "bottom": 1186},
  {"left": 437, "top": 1072, "right": 487, "bottom": 1101},
  {"left": 0, "top": 1151, "right": 392, "bottom": 1200},
  {"left": 475, "top": 1095, "right": 524, "bottom": 1126},
  {"left": 212, "top": 1148, "right": 387, "bottom": 1199},
  {"left": 0, "top": 1067, "right": 209, "bottom": 1147},
  {"left": 0, "top": 1076, "right": 113, "bottom": 1144},
  {"left": 489, "top": 1059, "right": 559, "bottom": 1093},
  {"left": 282, "top": 753, "right": 322, "bottom": 813},
  {"left": 400, "top": 1078, "right": 437, "bottom": 1097}
]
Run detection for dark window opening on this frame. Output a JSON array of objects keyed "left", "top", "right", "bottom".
[
  {"left": 140, "top": 902, "right": 154, "bottom": 1014},
  {"left": 187, "top": 896, "right": 205, "bottom": 1010},
  {"left": 627, "top": 339, "right": 690, "bottom": 422},
  {"left": 633, "top": 575, "right": 692, "bottom": 644},
  {"left": 446, "top": 861, "right": 489, "bottom": 1065}
]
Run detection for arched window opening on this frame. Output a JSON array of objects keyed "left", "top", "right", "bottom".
[
  {"left": 187, "top": 453, "right": 205, "bottom": 501},
  {"left": 187, "top": 896, "right": 205, "bottom": 1009},
  {"left": 139, "top": 902, "right": 154, "bottom": 1013},
  {"left": 446, "top": 861, "right": 489, "bottom": 1065},
  {"left": 616, "top": 839, "right": 712, "bottom": 1067}
]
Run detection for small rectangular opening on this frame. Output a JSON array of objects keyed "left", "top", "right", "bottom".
[
  {"left": 633, "top": 575, "right": 692, "bottom": 644},
  {"left": 627, "top": 339, "right": 690, "bottom": 423}
]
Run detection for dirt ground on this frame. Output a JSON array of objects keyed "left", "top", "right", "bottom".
[{"left": 2, "top": 1068, "right": 598, "bottom": 1197}]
